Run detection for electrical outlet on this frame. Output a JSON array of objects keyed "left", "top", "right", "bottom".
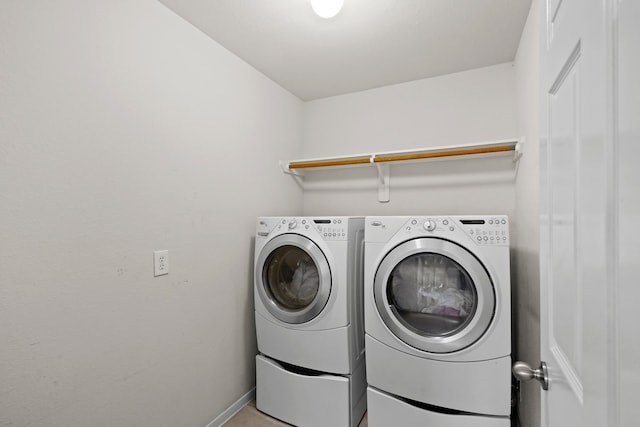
[{"left": 154, "top": 250, "right": 169, "bottom": 276}]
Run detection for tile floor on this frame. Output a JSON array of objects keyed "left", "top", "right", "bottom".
[{"left": 223, "top": 401, "right": 368, "bottom": 427}]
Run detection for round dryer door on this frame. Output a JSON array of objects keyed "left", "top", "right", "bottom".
[
  {"left": 374, "top": 238, "right": 495, "bottom": 353},
  {"left": 256, "top": 233, "right": 331, "bottom": 324}
]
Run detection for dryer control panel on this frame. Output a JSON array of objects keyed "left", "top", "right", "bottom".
[{"left": 368, "top": 216, "right": 510, "bottom": 247}]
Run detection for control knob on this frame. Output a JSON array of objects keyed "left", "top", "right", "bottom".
[
  {"left": 423, "top": 220, "right": 437, "bottom": 232},
  {"left": 288, "top": 220, "right": 298, "bottom": 230}
]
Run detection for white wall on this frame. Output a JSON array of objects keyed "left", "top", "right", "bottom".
[
  {"left": 0, "top": 1, "right": 302, "bottom": 426},
  {"left": 513, "top": 2, "right": 540, "bottom": 426},
  {"left": 0, "top": 2, "right": 543, "bottom": 425},
  {"left": 301, "top": 63, "right": 518, "bottom": 217}
]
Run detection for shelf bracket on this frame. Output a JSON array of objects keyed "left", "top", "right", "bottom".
[
  {"left": 280, "top": 161, "right": 304, "bottom": 189},
  {"left": 514, "top": 138, "right": 525, "bottom": 162},
  {"left": 375, "top": 162, "right": 390, "bottom": 203}
]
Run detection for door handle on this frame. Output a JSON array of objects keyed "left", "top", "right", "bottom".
[{"left": 512, "top": 361, "right": 549, "bottom": 390}]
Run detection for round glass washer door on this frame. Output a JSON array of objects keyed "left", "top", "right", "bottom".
[
  {"left": 374, "top": 238, "right": 495, "bottom": 353},
  {"left": 256, "top": 234, "right": 331, "bottom": 324}
]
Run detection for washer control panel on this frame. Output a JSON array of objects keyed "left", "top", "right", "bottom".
[
  {"left": 258, "top": 217, "right": 349, "bottom": 241},
  {"left": 310, "top": 218, "right": 348, "bottom": 241},
  {"left": 459, "top": 217, "right": 509, "bottom": 246}
]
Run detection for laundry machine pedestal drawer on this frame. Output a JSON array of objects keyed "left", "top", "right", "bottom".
[
  {"left": 256, "top": 355, "right": 365, "bottom": 427},
  {"left": 367, "top": 387, "right": 510, "bottom": 427}
]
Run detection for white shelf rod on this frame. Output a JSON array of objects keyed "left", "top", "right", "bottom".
[
  {"left": 283, "top": 139, "right": 521, "bottom": 173},
  {"left": 280, "top": 138, "right": 523, "bottom": 203}
]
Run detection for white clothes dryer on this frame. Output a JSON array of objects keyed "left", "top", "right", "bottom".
[
  {"left": 364, "top": 216, "right": 512, "bottom": 427},
  {"left": 254, "top": 217, "right": 366, "bottom": 427}
]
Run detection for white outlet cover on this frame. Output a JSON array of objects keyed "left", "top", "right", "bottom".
[{"left": 154, "top": 250, "right": 169, "bottom": 276}]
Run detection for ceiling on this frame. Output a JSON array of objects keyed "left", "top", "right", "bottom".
[{"left": 159, "top": 0, "right": 533, "bottom": 101}]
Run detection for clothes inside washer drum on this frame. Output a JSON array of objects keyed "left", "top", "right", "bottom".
[
  {"left": 272, "top": 258, "right": 319, "bottom": 309},
  {"left": 265, "top": 245, "right": 321, "bottom": 310},
  {"left": 288, "top": 260, "right": 319, "bottom": 303}
]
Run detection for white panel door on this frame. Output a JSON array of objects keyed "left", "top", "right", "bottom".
[
  {"left": 539, "top": 0, "right": 587, "bottom": 423},
  {"left": 530, "top": 0, "right": 639, "bottom": 425}
]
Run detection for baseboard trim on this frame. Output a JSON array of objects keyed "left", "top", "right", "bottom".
[{"left": 206, "top": 388, "right": 256, "bottom": 427}]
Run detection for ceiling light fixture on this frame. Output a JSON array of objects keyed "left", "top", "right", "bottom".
[{"left": 310, "top": 0, "right": 344, "bottom": 19}]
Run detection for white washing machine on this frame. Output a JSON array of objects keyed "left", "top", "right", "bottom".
[
  {"left": 364, "top": 216, "right": 512, "bottom": 427},
  {"left": 254, "top": 217, "right": 366, "bottom": 427}
]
